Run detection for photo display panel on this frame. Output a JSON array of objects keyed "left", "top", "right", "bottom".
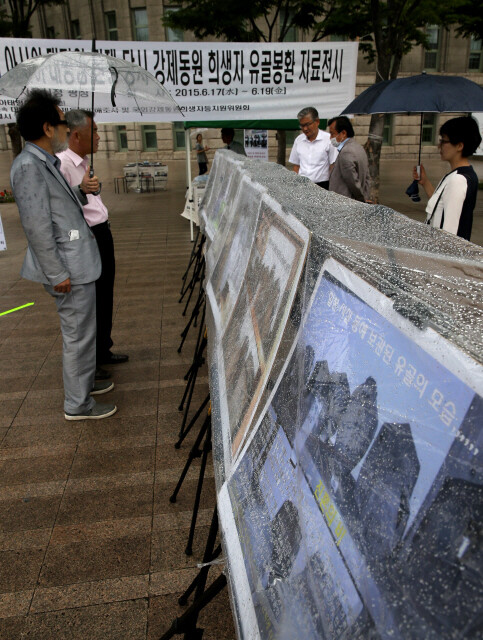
[{"left": 219, "top": 258, "right": 482, "bottom": 640}]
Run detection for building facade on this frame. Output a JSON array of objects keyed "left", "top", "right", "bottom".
[{"left": 1, "top": 1, "right": 482, "bottom": 165}]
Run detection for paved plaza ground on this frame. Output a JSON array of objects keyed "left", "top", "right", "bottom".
[{"left": 0, "top": 155, "right": 481, "bottom": 639}]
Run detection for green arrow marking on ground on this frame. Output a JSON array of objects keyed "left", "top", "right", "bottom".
[{"left": 0, "top": 302, "right": 35, "bottom": 317}]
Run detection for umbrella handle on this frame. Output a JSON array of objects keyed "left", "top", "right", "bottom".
[
  {"left": 418, "top": 112, "right": 423, "bottom": 167},
  {"left": 89, "top": 165, "right": 101, "bottom": 196},
  {"left": 110, "top": 66, "right": 119, "bottom": 107}
]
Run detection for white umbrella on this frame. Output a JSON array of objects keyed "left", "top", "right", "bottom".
[{"left": 0, "top": 50, "right": 181, "bottom": 173}]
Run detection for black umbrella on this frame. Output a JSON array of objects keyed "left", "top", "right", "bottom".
[{"left": 341, "top": 73, "right": 483, "bottom": 166}]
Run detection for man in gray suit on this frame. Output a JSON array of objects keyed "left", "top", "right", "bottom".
[
  {"left": 328, "top": 116, "right": 371, "bottom": 202},
  {"left": 10, "top": 89, "right": 117, "bottom": 420}
]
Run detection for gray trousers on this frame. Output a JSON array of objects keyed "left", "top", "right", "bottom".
[{"left": 44, "top": 282, "right": 97, "bottom": 414}]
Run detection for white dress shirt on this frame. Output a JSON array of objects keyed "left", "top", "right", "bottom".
[{"left": 289, "top": 129, "right": 338, "bottom": 183}]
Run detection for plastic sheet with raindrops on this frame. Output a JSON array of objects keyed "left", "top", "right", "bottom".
[{"left": 200, "top": 149, "right": 483, "bottom": 640}]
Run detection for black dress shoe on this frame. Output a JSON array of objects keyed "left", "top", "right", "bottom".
[
  {"left": 95, "top": 367, "right": 112, "bottom": 380},
  {"left": 101, "top": 352, "right": 129, "bottom": 365}
]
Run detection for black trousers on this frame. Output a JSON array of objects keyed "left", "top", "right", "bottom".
[
  {"left": 198, "top": 162, "right": 208, "bottom": 175},
  {"left": 316, "top": 180, "right": 329, "bottom": 189},
  {"left": 91, "top": 221, "right": 115, "bottom": 362}
]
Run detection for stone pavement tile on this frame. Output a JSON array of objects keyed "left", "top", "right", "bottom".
[
  {"left": 151, "top": 524, "right": 210, "bottom": 573},
  {"left": 12, "top": 392, "right": 65, "bottom": 422},
  {"left": 111, "top": 328, "right": 161, "bottom": 346},
  {"left": 0, "top": 528, "right": 51, "bottom": 552},
  {"left": 158, "top": 362, "right": 192, "bottom": 382},
  {"left": 152, "top": 509, "right": 212, "bottom": 534},
  {"left": 105, "top": 387, "right": 159, "bottom": 418},
  {"left": 0, "top": 452, "right": 74, "bottom": 487},
  {"left": 31, "top": 575, "right": 149, "bottom": 614},
  {"left": 0, "top": 590, "right": 32, "bottom": 619},
  {"left": 0, "top": 398, "right": 24, "bottom": 428},
  {"left": 0, "top": 547, "right": 45, "bottom": 593},
  {"left": 106, "top": 360, "right": 159, "bottom": 385},
  {"left": 66, "top": 472, "right": 153, "bottom": 495},
  {"left": 149, "top": 568, "right": 199, "bottom": 597},
  {"left": 0, "top": 375, "right": 35, "bottom": 394},
  {"left": 0, "top": 480, "right": 65, "bottom": 501},
  {"left": 0, "top": 337, "right": 55, "bottom": 357},
  {"left": 29, "top": 372, "right": 63, "bottom": 392},
  {"left": 155, "top": 436, "right": 202, "bottom": 469},
  {"left": 56, "top": 484, "right": 153, "bottom": 526},
  {"left": 78, "top": 414, "right": 157, "bottom": 445},
  {"left": 69, "top": 445, "right": 155, "bottom": 479},
  {"left": 1, "top": 422, "right": 82, "bottom": 448},
  {"left": 39, "top": 522, "right": 151, "bottom": 588},
  {"left": 112, "top": 316, "right": 161, "bottom": 332},
  {"left": 154, "top": 477, "right": 216, "bottom": 516},
  {"left": 0, "top": 599, "right": 147, "bottom": 640},
  {"left": 0, "top": 496, "right": 61, "bottom": 532}
]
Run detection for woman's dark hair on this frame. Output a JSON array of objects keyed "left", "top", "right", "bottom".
[
  {"left": 439, "top": 116, "right": 482, "bottom": 157},
  {"left": 16, "top": 89, "right": 62, "bottom": 141}
]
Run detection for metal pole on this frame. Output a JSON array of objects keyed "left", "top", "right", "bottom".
[{"left": 185, "top": 128, "right": 194, "bottom": 242}]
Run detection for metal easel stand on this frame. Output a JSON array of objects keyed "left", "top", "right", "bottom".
[
  {"left": 181, "top": 254, "right": 205, "bottom": 320},
  {"left": 177, "top": 310, "right": 207, "bottom": 434},
  {"left": 180, "top": 228, "right": 202, "bottom": 296},
  {"left": 158, "top": 506, "right": 227, "bottom": 640},
  {"left": 179, "top": 234, "right": 205, "bottom": 313},
  {"left": 170, "top": 411, "right": 212, "bottom": 556},
  {"left": 178, "top": 285, "right": 205, "bottom": 355}
]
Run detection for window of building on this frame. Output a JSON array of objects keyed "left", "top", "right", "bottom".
[
  {"left": 164, "top": 7, "right": 184, "bottom": 42},
  {"left": 172, "top": 122, "right": 186, "bottom": 150},
  {"left": 421, "top": 114, "right": 437, "bottom": 145},
  {"left": 105, "top": 11, "right": 118, "bottom": 41},
  {"left": 280, "top": 9, "right": 297, "bottom": 42},
  {"left": 71, "top": 19, "right": 81, "bottom": 39},
  {"left": 142, "top": 124, "right": 157, "bottom": 151},
  {"left": 382, "top": 114, "right": 393, "bottom": 146},
  {"left": 117, "top": 125, "right": 128, "bottom": 151},
  {"left": 424, "top": 25, "right": 440, "bottom": 70},
  {"left": 132, "top": 8, "right": 149, "bottom": 41},
  {"left": 469, "top": 36, "right": 483, "bottom": 71},
  {"left": 46, "top": 26, "right": 55, "bottom": 38}
]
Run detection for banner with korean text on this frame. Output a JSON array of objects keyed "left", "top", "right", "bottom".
[{"left": 0, "top": 38, "right": 358, "bottom": 122}]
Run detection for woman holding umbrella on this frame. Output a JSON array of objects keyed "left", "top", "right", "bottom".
[{"left": 413, "top": 116, "right": 481, "bottom": 241}]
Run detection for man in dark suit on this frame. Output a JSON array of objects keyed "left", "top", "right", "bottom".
[
  {"left": 10, "top": 89, "right": 117, "bottom": 420},
  {"left": 328, "top": 116, "right": 371, "bottom": 202}
]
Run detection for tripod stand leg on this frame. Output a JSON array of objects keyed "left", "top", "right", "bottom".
[
  {"left": 170, "top": 415, "right": 210, "bottom": 504},
  {"left": 177, "top": 394, "right": 210, "bottom": 447},
  {"left": 185, "top": 422, "right": 211, "bottom": 556},
  {"left": 178, "top": 544, "right": 221, "bottom": 606}
]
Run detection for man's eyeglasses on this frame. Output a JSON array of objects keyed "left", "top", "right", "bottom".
[
  {"left": 438, "top": 138, "right": 451, "bottom": 146},
  {"left": 54, "top": 119, "right": 69, "bottom": 127},
  {"left": 299, "top": 120, "right": 315, "bottom": 130}
]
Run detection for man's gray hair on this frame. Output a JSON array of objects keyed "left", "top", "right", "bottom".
[
  {"left": 65, "top": 109, "right": 94, "bottom": 131},
  {"left": 297, "top": 107, "right": 319, "bottom": 121}
]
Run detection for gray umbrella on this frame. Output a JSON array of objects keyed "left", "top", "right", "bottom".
[
  {"left": 0, "top": 49, "right": 181, "bottom": 173},
  {"left": 341, "top": 72, "right": 483, "bottom": 165}
]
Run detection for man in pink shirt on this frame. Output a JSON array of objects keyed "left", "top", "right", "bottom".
[{"left": 58, "top": 110, "right": 128, "bottom": 375}]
